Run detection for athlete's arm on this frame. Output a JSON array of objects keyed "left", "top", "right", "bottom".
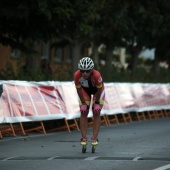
[
  {"left": 74, "top": 71, "right": 86, "bottom": 104},
  {"left": 93, "top": 70, "right": 103, "bottom": 103},
  {"left": 94, "top": 87, "right": 103, "bottom": 102},
  {"left": 76, "top": 87, "right": 86, "bottom": 104}
]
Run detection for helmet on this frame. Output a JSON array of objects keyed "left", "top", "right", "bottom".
[{"left": 78, "top": 57, "right": 94, "bottom": 70}]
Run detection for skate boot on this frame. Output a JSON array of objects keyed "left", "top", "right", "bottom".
[
  {"left": 91, "top": 137, "right": 98, "bottom": 153},
  {"left": 80, "top": 137, "right": 87, "bottom": 153}
]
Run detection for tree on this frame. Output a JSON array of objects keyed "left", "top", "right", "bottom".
[
  {"left": 0, "top": 0, "right": 105, "bottom": 74},
  {"left": 146, "top": 0, "right": 170, "bottom": 74},
  {"left": 0, "top": 0, "right": 72, "bottom": 48},
  {"left": 58, "top": 0, "right": 105, "bottom": 73},
  {"left": 91, "top": 0, "right": 130, "bottom": 72},
  {"left": 1, "top": 0, "right": 170, "bottom": 80}
]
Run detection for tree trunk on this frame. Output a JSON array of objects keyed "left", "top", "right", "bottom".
[
  {"left": 71, "top": 40, "right": 82, "bottom": 75},
  {"left": 106, "top": 44, "right": 114, "bottom": 70},
  {"left": 26, "top": 42, "right": 40, "bottom": 72},
  {"left": 153, "top": 49, "right": 160, "bottom": 76},
  {"left": 129, "top": 46, "right": 140, "bottom": 79},
  {"left": 91, "top": 43, "right": 99, "bottom": 69},
  {"left": 120, "top": 48, "right": 126, "bottom": 69},
  {"left": 105, "top": 45, "right": 114, "bottom": 81}
]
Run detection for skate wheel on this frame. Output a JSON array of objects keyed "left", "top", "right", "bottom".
[
  {"left": 92, "top": 146, "right": 95, "bottom": 153},
  {"left": 82, "top": 145, "right": 86, "bottom": 153}
]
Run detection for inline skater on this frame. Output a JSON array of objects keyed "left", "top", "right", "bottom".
[{"left": 74, "top": 57, "right": 105, "bottom": 153}]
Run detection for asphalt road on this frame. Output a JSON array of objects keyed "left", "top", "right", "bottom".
[{"left": 0, "top": 117, "right": 170, "bottom": 170}]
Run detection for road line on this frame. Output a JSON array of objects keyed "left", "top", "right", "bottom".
[
  {"left": 84, "top": 156, "right": 99, "bottom": 161},
  {"left": 47, "top": 156, "right": 60, "bottom": 160},
  {"left": 153, "top": 164, "right": 170, "bottom": 170},
  {"left": 133, "top": 157, "right": 141, "bottom": 161},
  {"left": 3, "top": 156, "right": 19, "bottom": 161}
]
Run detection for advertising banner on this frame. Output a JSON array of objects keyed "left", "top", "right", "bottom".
[{"left": 0, "top": 81, "right": 170, "bottom": 123}]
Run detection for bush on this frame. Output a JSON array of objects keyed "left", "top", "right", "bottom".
[
  {"left": 0, "top": 62, "right": 169, "bottom": 83},
  {"left": 100, "top": 65, "right": 169, "bottom": 83},
  {"left": 0, "top": 62, "right": 17, "bottom": 80}
]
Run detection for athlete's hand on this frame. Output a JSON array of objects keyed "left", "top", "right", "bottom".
[
  {"left": 80, "top": 104, "right": 88, "bottom": 113},
  {"left": 94, "top": 104, "right": 101, "bottom": 112}
]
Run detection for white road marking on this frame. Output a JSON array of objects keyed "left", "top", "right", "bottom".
[
  {"left": 153, "top": 164, "right": 170, "bottom": 170},
  {"left": 84, "top": 156, "right": 99, "bottom": 160},
  {"left": 3, "top": 156, "right": 19, "bottom": 161},
  {"left": 133, "top": 157, "right": 141, "bottom": 161},
  {"left": 47, "top": 156, "right": 60, "bottom": 160}
]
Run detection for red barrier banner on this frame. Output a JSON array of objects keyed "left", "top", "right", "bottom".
[
  {"left": 0, "top": 98, "right": 5, "bottom": 123},
  {"left": 0, "top": 81, "right": 170, "bottom": 123},
  {"left": 102, "top": 83, "right": 170, "bottom": 114},
  {"left": 55, "top": 82, "right": 80, "bottom": 119},
  {"left": 0, "top": 81, "right": 67, "bottom": 123}
]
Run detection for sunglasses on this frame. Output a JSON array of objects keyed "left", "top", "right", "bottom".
[{"left": 80, "top": 69, "right": 91, "bottom": 73}]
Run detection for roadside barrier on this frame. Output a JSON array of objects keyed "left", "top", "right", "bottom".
[
  {"left": 0, "top": 81, "right": 170, "bottom": 138},
  {"left": 0, "top": 123, "right": 16, "bottom": 138}
]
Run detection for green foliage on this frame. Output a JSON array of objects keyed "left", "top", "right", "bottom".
[
  {"left": 0, "top": 62, "right": 17, "bottom": 80},
  {"left": 0, "top": 0, "right": 73, "bottom": 47},
  {"left": 1, "top": 0, "right": 170, "bottom": 78},
  {"left": 0, "top": 62, "right": 73, "bottom": 81},
  {"left": 17, "top": 68, "right": 55, "bottom": 81},
  {"left": 0, "top": 62, "right": 169, "bottom": 83},
  {"left": 100, "top": 65, "right": 169, "bottom": 83}
]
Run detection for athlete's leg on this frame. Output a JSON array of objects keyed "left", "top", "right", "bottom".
[
  {"left": 92, "top": 108, "right": 101, "bottom": 139},
  {"left": 80, "top": 110, "right": 88, "bottom": 138},
  {"left": 92, "top": 89, "right": 105, "bottom": 140},
  {"left": 79, "top": 90, "right": 91, "bottom": 139}
]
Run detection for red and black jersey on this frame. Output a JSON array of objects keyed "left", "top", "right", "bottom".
[{"left": 74, "top": 69, "right": 104, "bottom": 95}]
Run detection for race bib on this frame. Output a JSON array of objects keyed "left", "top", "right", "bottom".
[{"left": 79, "top": 77, "right": 89, "bottom": 88}]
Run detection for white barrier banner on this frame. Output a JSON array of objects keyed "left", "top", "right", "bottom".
[{"left": 0, "top": 81, "right": 170, "bottom": 123}]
